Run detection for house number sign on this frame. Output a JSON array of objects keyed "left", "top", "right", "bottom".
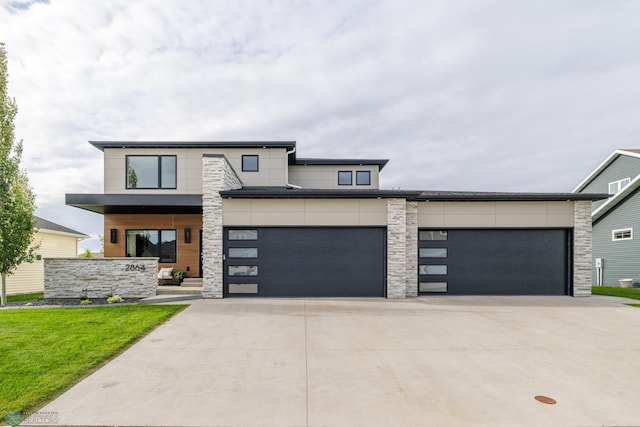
[{"left": 125, "top": 264, "right": 146, "bottom": 271}]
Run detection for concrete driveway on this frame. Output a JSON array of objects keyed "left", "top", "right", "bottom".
[{"left": 36, "top": 296, "right": 640, "bottom": 426}]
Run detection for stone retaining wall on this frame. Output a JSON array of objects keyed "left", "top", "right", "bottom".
[{"left": 44, "top": 258, "right": 158, "bottom": 299}]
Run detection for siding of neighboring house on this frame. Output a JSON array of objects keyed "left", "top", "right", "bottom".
[
  {"left": 580, "top": 155, "right": 640, "bottom": 210},
  {"left": 6, "top": 231, "right": 80, "bottom": 294},
  {"left": 592, "top": 187, "right": 640, "bottom": 286}
]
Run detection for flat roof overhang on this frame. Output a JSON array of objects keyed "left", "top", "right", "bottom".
[
  {"left": 89, "top": 141, "right": 297, "bottom": 151},
  {"left": 65, "top": 194, "right": 203, "bottom": 214},
  {"left": 293, "top": 158, "right": 390, "bottom": 170}
]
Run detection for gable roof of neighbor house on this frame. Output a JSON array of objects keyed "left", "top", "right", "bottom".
[
  {"left": 35, "top": 216, "right": 88, "bottom": 238},
  {"left": 573, "top": 149, "right": 640, "bottom": 221}
]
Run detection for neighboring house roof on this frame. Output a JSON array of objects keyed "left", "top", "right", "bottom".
[
  {"left": 35, "top": 216, "right": 88, "bottom": 238},
  {"left": 573, "top": 149, "right": 640, "bottom": 192},
  {"left": 572, "top": 149, "right": 640, "bottom": 222}
]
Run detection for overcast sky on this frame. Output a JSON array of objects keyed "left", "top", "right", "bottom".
[{"left": 1, "top": 0, "right": 639, "bottom": 252}]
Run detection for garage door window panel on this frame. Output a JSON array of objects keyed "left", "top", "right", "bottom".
[
  {"left": 228, "top": 229, "right": 258, "bottom": 240},
  {"left": 229, "top": 248, "right": 258, "bottom": 258},
  {"left": 229, "top": 265, "right": 258, "bottom": 276},
  {"left": 420, "top": 230, "right": 448, "bottom": 241},
  {"left": 420, "top": 248, "right": 447, "bottom": 258},
  {"left": 419, "top": 265, "right": 448, "bottom": 275},
  {"left": 419, "top": 282, "right": 448, "bottom": 293}
]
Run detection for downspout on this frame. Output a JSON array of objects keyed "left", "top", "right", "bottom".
[{"left": 285, "top": 147, "right": 302, "bottom": 189}]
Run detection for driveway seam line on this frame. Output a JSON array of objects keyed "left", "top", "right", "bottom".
[{"left": 304, "top": 299, "right": 309, "bottom": 427}]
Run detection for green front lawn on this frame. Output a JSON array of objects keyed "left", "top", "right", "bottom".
[
  {"left": 0, "top": 305, "right": 186, "bottom": 422},
  {"left": 591, "top": 286, "right": 640, "bottom": 301},
  {"left": 6, "top": 293, "right": 43, "bottom": 303}
]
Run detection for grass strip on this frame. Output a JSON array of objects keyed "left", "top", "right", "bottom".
[
  {"left": 0, "top": 304, "right": 186, "bottom": 421},
  {"left": 6, "top": 293, "right": 43, "bottom": 303},
  {"left": 591, "top": 286, "right": 640, "bottom": 301}
]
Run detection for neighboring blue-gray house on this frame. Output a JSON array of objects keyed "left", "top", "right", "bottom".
[{"left": 574, "top": 149, "right": 640, "bottom": 286}]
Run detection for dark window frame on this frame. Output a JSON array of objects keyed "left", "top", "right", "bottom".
[
  {"left": 242, "top": 155, "right": 259, "bottom": 172},
  {"left": 125, "top": 229, "right": 177, "bottom": 263},
  {"left": 356, "top": 170, "right": 371, "bottom": 186},
  {"left": 338, "top": 170, "right": 353, "bottom": 186},
  {"left": 125, "top": 155, "right": 177, "bottom": 190}
]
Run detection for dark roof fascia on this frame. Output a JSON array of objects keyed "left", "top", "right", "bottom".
[
  {"left": 65, "top": 194, "right": 203, "bottom": 214},
  {"left": 416, "top": 192, "right": 609, "bottom": 202},
  {"left": 220, "top": 188, "right": 422, "bottom": 199},
  {"left": 89, "top": 141, "right": 297, "bottom": 151},
  {"left": 220, "top": 189, "right": 608, "bottom": 202},
  {"left": 294, "top": 158, "right": 389, "bottom": 170},
  {"left": 34, "top": 216, "right": 88, "bottom": 237}
]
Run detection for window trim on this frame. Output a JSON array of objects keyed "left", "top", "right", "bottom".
[
  {"left": 125, "top": 155, "right": 177, "bottom": 190},
  {"left": 338, "top": 170, "right": 353, "bottom": 186},
  {"left": 242, "top": 155, "right": 259, "bottom": 172},
  {"left": 612, "top": 228, "right": 633, "bottom": 241},
  {"left": 355, "top": 170, "right": 371, "bottom": 186},
  {"left": 608, "top": 177, "right": 631, "bottom": 195}
]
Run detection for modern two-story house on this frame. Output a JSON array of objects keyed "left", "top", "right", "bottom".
[
  {"left": 573, "top": 149, "right": 640, "bottom": 286},
  {"left": 67, "top": 141, "right": 603, "bottom": 298}
]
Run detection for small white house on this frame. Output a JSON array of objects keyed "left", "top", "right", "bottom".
[{"left": 5, "top": 216, "right": 87, "bottom": 295}]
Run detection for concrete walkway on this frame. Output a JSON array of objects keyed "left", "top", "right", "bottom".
[{"left": 34, "top": 296, "right": 640, "bottom": 426}]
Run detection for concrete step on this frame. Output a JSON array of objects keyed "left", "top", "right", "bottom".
[
  {"left": 181, "top": 278, "right": 203, "bottom": 287},
  {"left": 157, "top": 286, "right": 203, "bottom": 295},
  {"left": 140, "top": 294, "right": 201, "bottom": 304}
]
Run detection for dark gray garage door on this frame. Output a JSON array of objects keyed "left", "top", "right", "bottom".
[
  {"left": 418, "top": 229, "right": 571, "bottom": 295},
  {"left": 224, "top": 227, "right": 386, "bottom": 297}
]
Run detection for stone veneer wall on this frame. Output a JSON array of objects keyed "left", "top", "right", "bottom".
[
  {"left": 405, "top": 201, "right": 418, "bottom": 297},
  {"left": 387, "top": 198, "right": 407, "bottom": 298},
  {"left": 202, "top": 155, "right": 243, "bottom": 298},
  {"left": 573, "top": 200, "right": 593, "bottom": 296},
  {"left": 44, "top": 258, "right": 158, "bottom": 299}
]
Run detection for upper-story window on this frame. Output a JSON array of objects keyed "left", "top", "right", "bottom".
[
  {"left": 609, "top": 177, "right": 631, "bottom": 195},
  {"left": 356, "top": 171, "right": 371, "bottom": 186},
  {"left": 126, "top": 155, "right": 176, "bottom": 189},
  {"left": 242, "top": 155, "right": 259, "bottom": 172},
  {"left": 612, "top": 228, "right": 633, "bottom": 241},
  {"left": 338, "top": 171, "right": 352, "bottom": 185}
]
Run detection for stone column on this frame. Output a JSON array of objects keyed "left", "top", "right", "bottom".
[
  {"left": 405, "top": 201, "right": 418, "bottom": 298},
  {"left": 201, "top": 155, "right": 242, "bottom": 298},
  {"left": 573, "top": 200, "right": 593, "bottom": 297},
  {"left": 387, "top": 198, "right": 407, "bottom": 298}
]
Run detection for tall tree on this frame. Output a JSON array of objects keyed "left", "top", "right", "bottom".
[{"left": 0, "top": 42, "right": 37, "bottom": 306}]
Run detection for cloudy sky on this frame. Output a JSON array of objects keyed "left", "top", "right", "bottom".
[{"left": 1, "top": 0, "right": 639, "bottom": 252}]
